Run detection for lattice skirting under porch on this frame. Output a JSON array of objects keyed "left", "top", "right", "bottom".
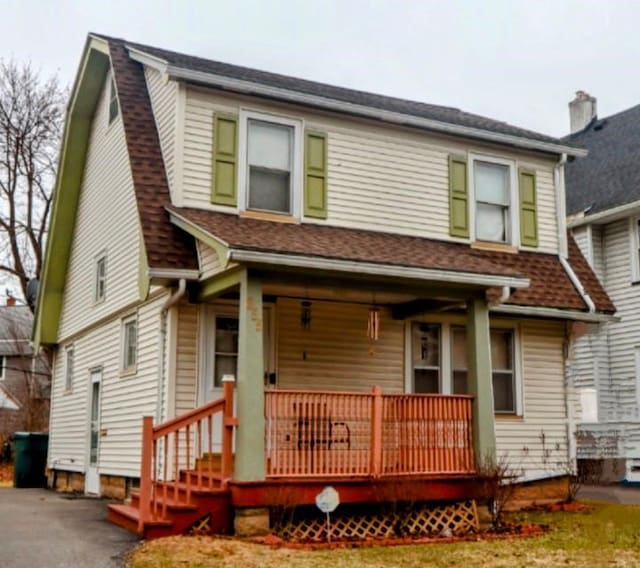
[{"left": 273, "top": 500, "right": 479, "bottom": 541}]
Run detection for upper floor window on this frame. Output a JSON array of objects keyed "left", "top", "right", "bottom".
[
  {"left": 121, "top": 315, "right": 137, "bottom": 373},
  {"left": 94, "top": 252, "right": 107, "bottom": 304},
  {"left": 449, "top": 155, "right": 537, "bottom": 248},
  {"left": 64, "top": 345, "right": 74, "bottom": 392},
  {"left": 108, "top": 79, "right": 119, "bottom": 125},
  {"left": 0, "top": 355, "right": 5, "bottom": 380},
  {"left": 238, "top": 111, "right": 302, "bottom": 217},
  {"left": 474, "top": 160, "right": 512, "bottom": 243},
  {"left": 631, "top": 217, "right": 640, "bottom": 283}
]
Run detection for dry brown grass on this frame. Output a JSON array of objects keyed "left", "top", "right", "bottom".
[{"left": 129, "top": 503, "right": 640, "bottom": 568}]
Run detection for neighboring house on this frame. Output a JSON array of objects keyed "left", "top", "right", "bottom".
[
  {"left": 565, "top": 92, "right": 640, "bottom": 482},
  {"left": 0, "top": 300, "right": 51, "bottom": 438},
  {"left": 33, "top": 34, "right": 613, "bottom": 538}
]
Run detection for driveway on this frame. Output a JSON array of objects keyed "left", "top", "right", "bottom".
[
  {"left": 0, "top": 488, "right": 139, "bottom": 568},
  {"left": 578, "top": 484, "right": 640, "bottom": 504}
]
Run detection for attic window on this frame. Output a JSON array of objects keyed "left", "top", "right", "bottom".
[{"left": 108, "top": 79, "right": 119, "bottom": 125}]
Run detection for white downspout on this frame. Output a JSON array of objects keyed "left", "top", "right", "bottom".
[
  {"left": 559, "top": 255, "right": 596, "bottom": 313},
  {"left": 156, "top": 279, "right": 187, "bottom": 423}
]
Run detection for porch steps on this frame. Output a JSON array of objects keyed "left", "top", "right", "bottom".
[{"left": 107, "top": 472, "right": 232, "bottom": 539}]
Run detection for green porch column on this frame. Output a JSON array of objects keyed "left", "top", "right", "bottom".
[
  {"left": 235, "top": 270, "right": 265, "bottom": 481},
  {"left": 466, "top": 297, "right": 497, "bottom": 464}
]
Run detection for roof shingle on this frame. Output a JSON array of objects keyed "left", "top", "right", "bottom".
[{"left": 168, "top": 206, "right": 614, "bottom": 315}]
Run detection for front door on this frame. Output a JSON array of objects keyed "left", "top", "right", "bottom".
[
  {"left": 85, "top": 369, "right": 102, "bottom": 495},
  {"left": 198, "top": 305, "right": 275, "bottom": 452}
]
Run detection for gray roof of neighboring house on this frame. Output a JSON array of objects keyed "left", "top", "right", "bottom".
[
  {"left": 110, "top": 36, "right": 578, "bottom": 150},
  {"left": 0, "top": 307, "right": 33, "bottom": 356},
  {"left": 565, "top": 104, "right": 640, "bottom": 216}
]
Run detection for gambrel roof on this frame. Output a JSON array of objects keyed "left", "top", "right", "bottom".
[{"left": 33, "top": 34, "right": 613, "bottom": 345}]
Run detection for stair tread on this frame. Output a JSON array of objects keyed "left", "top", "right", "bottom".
[
  {"left": 130, "top": 492, "right": 198, "bottom": 510},
  {"left": 108, "top": 504, "right": 173, "bottom": 527}
]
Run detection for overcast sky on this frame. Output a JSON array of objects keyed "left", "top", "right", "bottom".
[{"left": 1, "top": 0, "right": 639, "bottom": 137}]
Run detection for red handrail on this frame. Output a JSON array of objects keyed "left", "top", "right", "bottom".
[{"left": 138, "top": 379, "right": 235, "bottom": 530}]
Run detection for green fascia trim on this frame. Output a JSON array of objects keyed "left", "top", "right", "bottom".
[
  {"left": 168, "top": 209, "right": 230, "bottom": 262},
  {"left": 197, "top": 266, "right": 244, "bottom": 300},
  {"left": 33, "top": 37, "right": 111, "bottom": 348}
]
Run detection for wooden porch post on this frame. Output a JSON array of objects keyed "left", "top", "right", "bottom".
[
  {"left": 466, "top": 298, "right": 496, "bottom": 464},
  {"left": 235, "top": 270, "right": 266, "bottom": 481}
]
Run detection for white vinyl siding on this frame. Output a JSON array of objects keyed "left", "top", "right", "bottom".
[
  {"left": 495, "top": 320, "right": 569, "bottom": 480},
  {"left": 144, "top": 66, "right": 179, "bottom": 196},
  {"left": 57, "top": 71, "right": 141, "bottom": 341},
  {"left": 48, "top": 294, "right": 167, "bottom": 477},
  {"left": 196, "top": 241, "right": 225, "bottom": 280},
  {"left": 174, "top": 303, "right": 198, "bottom": 417},
  {"left": 276, "top": 298, "right": 405, "bottom": 393},
  {"left": 177, "top": 86, "right": 560, "bottom": 254}
]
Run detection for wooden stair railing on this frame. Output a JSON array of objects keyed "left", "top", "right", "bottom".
[{"left": 138, "top": 378, "right": 236, "bottom": 532}]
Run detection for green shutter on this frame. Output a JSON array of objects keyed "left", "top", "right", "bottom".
[
  {"left": 449, "top": 155, "right": 469, "bottom": 238},
  {"left": 519, "top": 168, "right": 538, "bottom": 247},
  {"left": 211, "top": 113, "right": 238, "bottom": 206},
  {"left": 304, "top": 130, "right": 328, "bottom": 219}
]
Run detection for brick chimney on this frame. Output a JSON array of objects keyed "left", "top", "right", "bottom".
[{"left": 569, "top": 90, "right": 597, "bottom": 134}]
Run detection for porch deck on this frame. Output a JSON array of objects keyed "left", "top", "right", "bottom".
[{"left": 108, "top": 383, "right": 477, "bottom": 538}]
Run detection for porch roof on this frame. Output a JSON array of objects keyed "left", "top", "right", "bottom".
[{"left": 167, "top": 206, "right": 615, "bottom": 315}]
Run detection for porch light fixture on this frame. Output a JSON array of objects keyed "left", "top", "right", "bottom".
[{"left": 300, "top": 300, "right": 312, "bottom": 330}]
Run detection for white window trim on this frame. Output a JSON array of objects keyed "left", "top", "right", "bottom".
[
  {"left": 629, "top": 217, "right": 640, "bottom": 283},
  {"left": 468, "top": 153, "right": 520, "bottom": 247},
  {"left": 0, "top": 355, "right": 5, "bottom": 381},
  {"left": 120, "top": 314, "right": 138, "bottom": 375},
  {"left": 93, "top": 250, "right": 107, "bottom": 305},
  {"left": 237, "top": 108, "right": 303, "bottom": 218},
  {"left": 404, "top": 320, "right": 524, "bottom": 416},
  {"left": 64, "top": 345, "right": 74, "bottom": 393}
]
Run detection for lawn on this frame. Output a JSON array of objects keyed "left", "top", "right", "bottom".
[{"left": 130, "top": 503, "right": 640, "bottom": 568}]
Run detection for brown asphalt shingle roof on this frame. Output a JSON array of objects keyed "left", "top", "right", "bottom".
[
  {"left": 168, "top": 206, "right": 615, "bottom": 315},
  {"left": 108, "top": 39, "right": 198, "bottom": 271},
  {"left": 104, "top": 36, "right": 613, "bottom": 316}
]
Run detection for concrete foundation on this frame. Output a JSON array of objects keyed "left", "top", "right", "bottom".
[{"left": 234, "top": 507, "right": 270, "bottom": 537}]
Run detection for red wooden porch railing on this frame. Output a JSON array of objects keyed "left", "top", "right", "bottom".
[
  {"left": 138, "top": 379, "right": 236, "bottom": 531},
  {"left": 265, "top": 387, "right": 474, "bottom": 478}
]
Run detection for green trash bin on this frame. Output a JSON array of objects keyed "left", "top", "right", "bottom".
[{"left": 12, "top": 432, "right": 49, "bottom": 488}]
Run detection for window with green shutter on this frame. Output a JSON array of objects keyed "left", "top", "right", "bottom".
[
  {"left": 519, "top": 169, "right": 538, "bottom": 247},
  {"left": 449, "top": 156, "right": 469, "bottom": 238},
  {"left": 304, "top": 130, "right": 328, "bottom": 219},
  {"left": 211, "top": 114, "right": 238, "bottom": 206}
]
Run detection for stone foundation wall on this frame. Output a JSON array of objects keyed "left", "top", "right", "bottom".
[
  {"left": 507, "top": 475, "right": 569, "bottom": 509},
  {"left": 49, "top": 470, "right": 85, "bottom": 493},
  {"left": 47, "top": 469, "right": 136, "bottom": 499}
]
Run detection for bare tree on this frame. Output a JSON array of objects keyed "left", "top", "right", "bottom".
[{"left": 0, "top": 60, "right": 66, "bottom": 306}]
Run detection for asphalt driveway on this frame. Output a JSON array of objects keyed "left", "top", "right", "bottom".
[{"left": 0, "top": 488, "right": 139, "bottom": 568}]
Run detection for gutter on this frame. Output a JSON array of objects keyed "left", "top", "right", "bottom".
[
  {"left": 126, "top": 48, "right": 585, "bottom": 159},
  {"left": 227, "top": 249, "right": 530, "bottom": 290},
  {"left": 493, "top": 304, "right": 617, "bottom": 323},
  {"left": 568, "top": 199, "right": 640, "bottom": 228}
]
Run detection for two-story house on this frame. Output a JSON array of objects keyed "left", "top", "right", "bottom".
[
  {"left": 565, "top": 92, "right": 640, "bottom": 483},
  {"left": 33, "top": 34, "right": 613, "bottom": 539}
]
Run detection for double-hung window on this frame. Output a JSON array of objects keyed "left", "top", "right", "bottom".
[
  {"left": 94, "top": 253, "right": 107, "bottom": 303},
  {"left": 474, "top": 160, "right": 512, "bottom": 243},
  {"left": 239, "top": 111, "right": 302, "bottom": 217},
  {"left": 64, "top": 345, "right": 74, "bottom": 392},
  {"left": 410, "top": 322, "right": 520, "bottom": 415},
  {"left": 121, "top": 316, "right": 137, "bottom": 373}
]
